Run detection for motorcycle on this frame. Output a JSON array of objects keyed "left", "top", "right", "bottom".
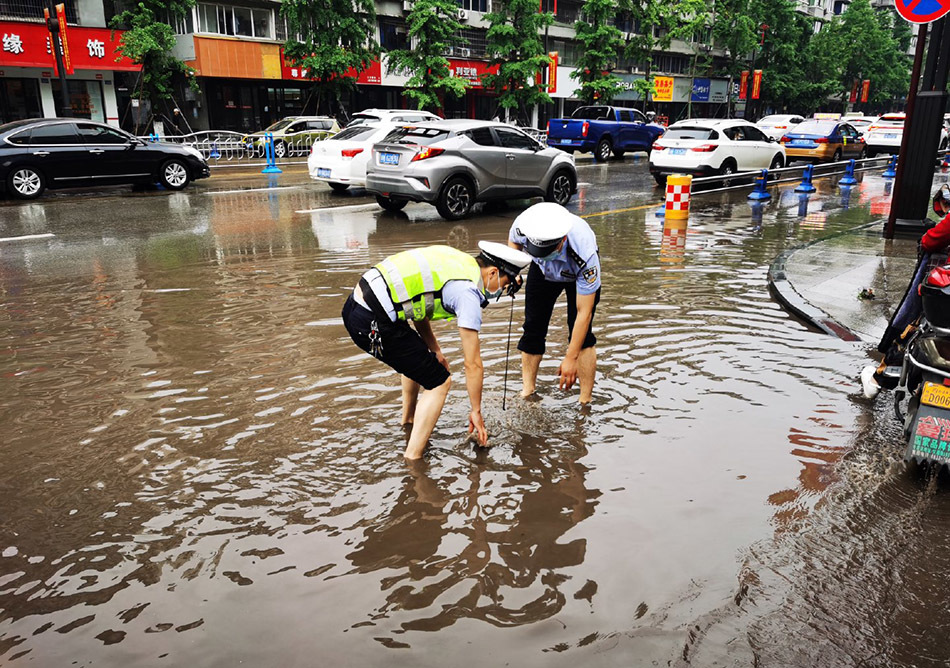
[{"left": 894, "top": 264, "right": 950, "bottom": 467}]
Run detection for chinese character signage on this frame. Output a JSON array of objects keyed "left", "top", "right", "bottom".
[
  {"left": 280, "top": 52, "right": 381, "bottom": 84},
  {"left": 55, "top": 3, "right": 72, "bottom": 74},
  {"left": 653, "top": 76, "right": 673, "bottom": 102},
  {"left": 448, "top": 59, "right": 499, "bottom": 89},
  {"left": 908, "top": 408, "right": 950, "bottom": 464},
  {"left": 751, "top": 69, "right": 762, "bottom": 100},
  {"left": 739, "top": 70, "right": 749, "bottom": 100},
  {"left": 0, "top": 21, "right": 138, "bottom": 71},
  {"left": 849, "top": 80, "right": 859, "bottom": 103},
  {"left": 861, "top": 79, "right": 870, "bottom": 103}
]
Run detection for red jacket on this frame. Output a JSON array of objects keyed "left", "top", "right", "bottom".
[{"left": 922, "top": 212, "right": 950, "bottom": 254}]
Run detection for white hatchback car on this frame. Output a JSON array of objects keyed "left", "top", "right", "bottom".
[
  {"left": 864, "top": 112, "right": 950, "bottom": 157},
  {"left": 757, "top": 114, "right": 805, "bottom": 140},
  {"left": 649, "top": 119, "right": 786, "bottom": 186},
  {"left": 346, "top": 108, "right": 441, "bottom": 127},
  {"left": 309, "top": 122, "right": 397, "bottom": 191}
]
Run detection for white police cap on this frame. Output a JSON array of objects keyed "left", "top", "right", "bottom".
[
  {"left": 477, "top": 241, "right": 532, "bottom": 278},
  {"left": 512, "top": 202, "right": 575, "bottom": 257}
]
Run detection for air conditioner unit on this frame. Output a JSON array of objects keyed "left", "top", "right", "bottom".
[
  {"left": 402, "top": 0, "right": 412, "bottom": 11},
  {"left": 457, "top": 47, "right": 471, "bottom": 58},
  {"left": 457, "top": 8, "right": 469, "bottom": 21}
]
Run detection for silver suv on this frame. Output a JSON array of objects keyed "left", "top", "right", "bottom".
[{"left": 365, "top": 120, "right": 577, "bottom": 220}]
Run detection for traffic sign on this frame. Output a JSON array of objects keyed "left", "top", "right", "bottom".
[{"left": 896, "top": 0, "right": 950, "bottom": 25}]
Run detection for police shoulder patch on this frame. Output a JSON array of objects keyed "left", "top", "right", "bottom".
[{"left": 582, "top": 266, "right": 598, "bottom": 284}]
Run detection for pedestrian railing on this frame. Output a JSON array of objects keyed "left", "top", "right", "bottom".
[
  {"left": 690, "top": 154, "right": 896, "bottom": 194},
  {"left": 137, "top": 130, "right": 327, "bottom": 167}
]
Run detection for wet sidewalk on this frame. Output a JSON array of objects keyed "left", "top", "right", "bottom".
[{"left": 769, "top": 222, "right": 920, "bottom": 346}]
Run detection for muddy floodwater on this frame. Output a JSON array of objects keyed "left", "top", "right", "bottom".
[{"left": 2, "top": 163, "right": 949, "bottom": 666}]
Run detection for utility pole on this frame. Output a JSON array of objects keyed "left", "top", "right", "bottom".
[{"left": 45, "top": 0, "right": 71, "bottom": 117}]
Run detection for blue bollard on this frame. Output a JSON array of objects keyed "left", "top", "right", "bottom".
[
  {"left": 839, "top": 159, "right": 857, "bottom": 186},
  {"left": 149, "top": 132, "right": 159, "bottom": 142},
  {"left": 797, "top": 193, "right": 810, "bottom": 217},
  {"left": 209, "top": 141, "right": 221, "bottom": 159},
  {"left": 748, "top": 169, "right": 771, "bottom": 200},
  {"left": 882, "top": 155, "right": 897, "bottom": 178},
  {"left": 841, "top": 184, "right": 853, "bottom": 210},
  {"left": 262, "top": 132, "right": 283, "bottom": 175},
  {"left": 794, "top": 164, "right": 816, "bottom": 193}
]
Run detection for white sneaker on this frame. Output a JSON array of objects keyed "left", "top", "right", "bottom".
[{"left": 861, "top": 365, "right": 881, "bottom": 400}]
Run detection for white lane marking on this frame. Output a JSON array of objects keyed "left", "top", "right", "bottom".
[
  {"left": 296, "top": 203, "right": 379, "bottom": 214},
  {"left": 0, "top": 233, "right": 55, "bottom": 243},
  {"left": 576, "top": 182, "right": 592, "bottom": 186},
  {"left": 207, "top": 186, "right": 301, "bottom": 195}
]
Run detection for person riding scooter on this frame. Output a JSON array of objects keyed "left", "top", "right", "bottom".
[{"left": 862, "top": 185, "right": 950, "bottom": 399}]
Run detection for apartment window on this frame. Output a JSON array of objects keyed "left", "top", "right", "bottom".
[
  {"left": 651, "top": 54, "right": 688, "bottom": 75},
  {"left": 379, "top": 19, "right": 408, "bottom": 51},
  {"left": 456, "top": 27, "right": 488, "bottom": 58},
  {"left": 0, "top": 0, "right": 76, "bottom": 22},
  {"left": 549, "top": 39, "right": 580, "bottom": 67},
  {"left": 457, "top": 0, "right": 488, "bottom": 11},
  {"left": 196, "top": 3, "right": 274, "bottom": 39}
]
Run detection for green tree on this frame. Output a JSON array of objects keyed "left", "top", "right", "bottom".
[
  {"left": 110, "top": 0, "right": 196, "bottom": 132},
  {"left": 387, "top": 0, "right": 469, "bottom": 112},
  {"left": 571, "top": 0, "right": 625, "bottom": 104},
  {"left": 711, "top": 0, "right": 757, "bottom": 116},
  {"left": 280, "top": 0, "right": 379, "bottom": 117},
  {"left": 483, "top": 0, "right": 553, "bottom": 123},
  {"left": 621, "top": 0, "right": 708, "bottom": 110}
]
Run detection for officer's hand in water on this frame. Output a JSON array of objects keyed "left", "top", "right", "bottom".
[
  {"left": 468, "top": 410, "right": 488, "bottom": 445},
  {"left": 435, "top": 350, "right": 449, "bottom": 372},
  {"left": 558, "top": 354, "right": 579, "bottom": 390}
]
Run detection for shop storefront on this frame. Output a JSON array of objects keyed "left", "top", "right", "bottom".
[{"left": 0, "top": 20, "right": 139, "bottom": 126}]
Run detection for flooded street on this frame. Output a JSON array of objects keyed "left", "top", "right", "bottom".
[{"left": 1, "top": 160, "right": 947, "bottom": 666}]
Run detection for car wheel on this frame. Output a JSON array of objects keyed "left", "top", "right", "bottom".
[
  {"left": 832, "top": 149, "right": 842, "bottom": 162},
  {"left": 375, "top": 195, "right": 407, "bottom": 212},
  {"left": 435, "top": 176, "right": 474, "bottom": 220},
  {"left": 719, "top": 159, "right": 737, "bottom": 185},
  {"left": 652, "top": 173, "right": 667, "bottom": 187},
  {"left": 7, "top": 166, "right": 45, "bottom": 199},
  {"left": 612, "top": 149, "right": 626, "bottom": 159},
  {"left": 329, "top": 182, "right": 350, "bottom": 192},
  {"left": 159, "top": 159, "right": 190, "bottom": 190},
  {"left": 858, "top": 146, "right": 867, "bottom": 159},
  {"left": 545, "top": 170, "right": 575, "bottom": 206},
  {"left": 769, "top": 154, "right": 784, "bottom": 170},
  {"left": 594, "top": 138, "right": 612, "bottom": 163},
  {"left": 866, "top": 148, "right": 876, "bottom": 159}
]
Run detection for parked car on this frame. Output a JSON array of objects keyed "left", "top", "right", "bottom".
[
  {"left": 780, "top": 119, "right": 866, "bottom": 163},
  {"left": 864, "top": 112, "right": 949, "bottom": 158},
  {"left": 244, "top": 116, "right": 340, "bottom": 158},
  {"left": 649, "top": 119, "right": 786, "bottom": 186},
  {"left": 844, "top": 115, "right": 878, "bottom": 138},
  {"left": 0, "top": 118, "right": 210, "bottom": 200},
  {"left": 546, "top": 105, "right": 665, "bottom": 162},
  {"left": 756, "top": 114, "right": 805, "bottom": 140},
  {"left": 346, "top": 109, "right": 441, "bottom": 127},
  {"left": 308, "top": 121, "right": 398, "bottom": 191},
  {"left": 365, "top": 120, "right": 576, "bottom": 220}
]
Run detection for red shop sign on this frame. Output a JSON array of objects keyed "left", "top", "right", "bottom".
[
  {"left": 448, "top": 58, "right": 498, "bottom": 89},
  {"left": 280, "top": 52, "right": 381, "bottom": 84},
  {"left": 0, "top": 21, "right": 139, "bottom": 71}
]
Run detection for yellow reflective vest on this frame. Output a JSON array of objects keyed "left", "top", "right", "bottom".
[{"left": 375, "top": 245, "right": 483, "bottom": 321}]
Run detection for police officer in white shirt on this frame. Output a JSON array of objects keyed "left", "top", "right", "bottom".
[{"left": 508, "top": 202, "right": 601, "bottom": 403}]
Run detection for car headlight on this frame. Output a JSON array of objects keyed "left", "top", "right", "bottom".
[{"left": 182, "top": 146, "right": 205, "bottom": 162}]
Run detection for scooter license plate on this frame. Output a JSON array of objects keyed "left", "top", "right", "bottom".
[{"left": 921, "top": 382, "right": 950, "bottom": 409}]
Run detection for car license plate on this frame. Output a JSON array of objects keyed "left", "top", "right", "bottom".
[
  {"left": 670, "top": 148, "right": 686, "bottom": 155},
  {"left": 379, "top": 152, "right": 400, "bottom": 165},
  {"left": 921, "top": 382, "right": 950, "bottom": 409},
  {"left": 792, "top": 140, "right": 811, "bottom": 146},
  {"left": 560, "top": 139, "right": 573, "bottom": 145},
  {"left": 317, "top": 168, "right": 331, "bottom": 178}
]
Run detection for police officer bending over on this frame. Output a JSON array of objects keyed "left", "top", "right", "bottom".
[
  {"left": 508, "top": 202, "right": 601, "bottom": 404},
  {"left": 341, "top": 242, "right": 532, "bottom": 459}
]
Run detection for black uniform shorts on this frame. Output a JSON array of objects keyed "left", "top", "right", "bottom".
[
  {"left": 517, "top": 262, "right": 601, "bottom": 356},
  {"left": 341, "top": 294, "right": 450, "bottom": 390}
]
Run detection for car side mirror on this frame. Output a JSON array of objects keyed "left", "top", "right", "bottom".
[{"left": 768, "top": 136, "right": 776, "bottom": 143}]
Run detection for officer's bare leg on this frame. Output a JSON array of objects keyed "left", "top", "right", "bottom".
[
  {"left": 578, "top": 346, "right": 596, "bottom": 404},
  {"left": 401, "top": 375, "right": 421, "bottom": 425},
  {"left": 521, "top": 352, "right": 543, "bottom": 397},
  {"left": 405, "top": 376, "right": 452, "bottom": 459}
]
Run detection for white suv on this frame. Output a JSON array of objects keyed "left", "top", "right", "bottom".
[
  {"left": 864, "top": 112, "right": 949, "bottom": 157},
  {"left": 346, "top": 109, "right": 441, "bottom": 127},
  {"left": 649, "top": 119, "right": 786, "bottom": 186}
]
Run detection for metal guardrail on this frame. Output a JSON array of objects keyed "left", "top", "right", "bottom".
[{"left": 690, "top": 154, "right": 897, "bottom": 193}]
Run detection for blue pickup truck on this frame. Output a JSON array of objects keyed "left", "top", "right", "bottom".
[{"left": 547, "top": 106, "right": 665, "bottom": 162}]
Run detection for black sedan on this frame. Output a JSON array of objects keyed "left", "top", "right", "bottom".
[{"left": 0, "top": 118, "right": 211, "bottom": 199}]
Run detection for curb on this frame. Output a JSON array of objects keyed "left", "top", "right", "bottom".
[{"left": 766, "top": 222, "right": 882, "bottom": 343}]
